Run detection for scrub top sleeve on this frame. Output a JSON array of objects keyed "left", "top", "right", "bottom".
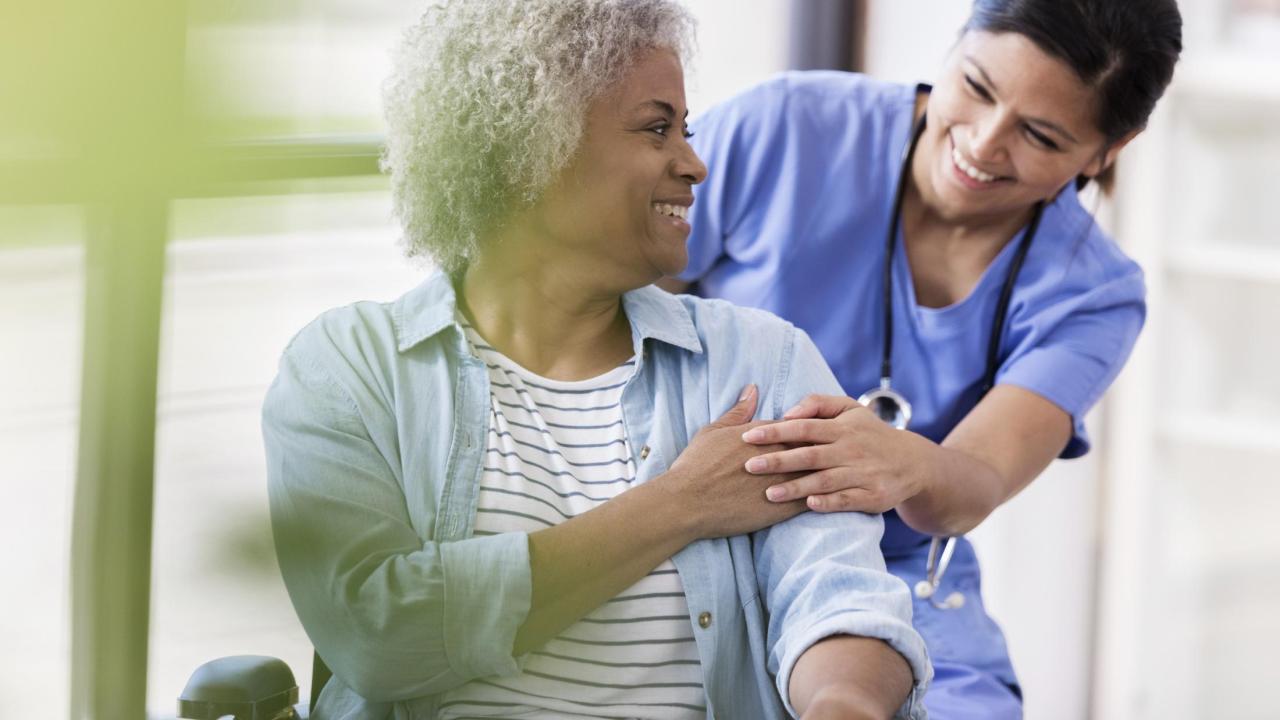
[
  {"left": 681, "top": 76, "right": 792, "bottom": 282},
  {"left": 997, "top": 268, "right": 1146, "bottom": 458}
]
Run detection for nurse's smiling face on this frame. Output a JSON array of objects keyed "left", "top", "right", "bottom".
[{"left": 914, "top": 31, "right": 1135, "bottom": 224}]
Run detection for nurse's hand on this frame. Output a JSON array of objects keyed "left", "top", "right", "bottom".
[{"left": 740, "top": 394, "right": 935, "bottom": 513}]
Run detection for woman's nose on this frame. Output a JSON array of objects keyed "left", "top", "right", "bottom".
[{"left": 676, "top": 138, "right": 708, "bottom": 185}]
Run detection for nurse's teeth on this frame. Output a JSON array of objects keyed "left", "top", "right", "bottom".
[{"left": 952, "top": 146, "right": 998, "bottom": 183}]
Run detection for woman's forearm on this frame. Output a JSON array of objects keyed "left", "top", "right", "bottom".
[
  {"left": 514, "top": 478, "right": 698, "bottom": 653},
  {"left": 514, "top": 386, "right": 803, "bottom": 653},
  {"left": 789, "top": 635, "right": 914, "bottom": 720}
]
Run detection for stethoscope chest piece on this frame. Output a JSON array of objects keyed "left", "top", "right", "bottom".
[{"left": 857, "top": 380, "right": 912, "bottom": 431}]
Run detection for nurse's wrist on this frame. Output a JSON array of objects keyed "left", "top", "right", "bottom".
[{"left": 896, "top": 443, "right": 999, "bottom": 536}]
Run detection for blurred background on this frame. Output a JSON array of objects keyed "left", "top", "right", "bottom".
[{"left": 1, "top": 0, "right": 1277, "bottom": 718}]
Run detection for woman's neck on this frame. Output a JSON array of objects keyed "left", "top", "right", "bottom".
[{"left": 459, "top": 251, "right": 635, "bottom": 381}]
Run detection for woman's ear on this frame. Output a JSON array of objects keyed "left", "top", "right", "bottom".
[{"left": 1082, "top": 127, "right": 1143, "bottom": 179}]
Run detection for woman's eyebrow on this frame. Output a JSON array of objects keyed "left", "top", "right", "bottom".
[
  {"left": 631, "top": 99, "right": 687, "bottom": 120},
  {"left": 963, "top": 55, "right": 1080, "bottom": 145}
]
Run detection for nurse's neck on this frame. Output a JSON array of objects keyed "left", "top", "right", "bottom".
[{"left": 903, "top": 178, "right": 1035, "bottom": 249}]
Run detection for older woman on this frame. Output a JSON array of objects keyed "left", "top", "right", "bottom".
[{"left": 264, "top": 2, "right": 929, "bottom": 718}]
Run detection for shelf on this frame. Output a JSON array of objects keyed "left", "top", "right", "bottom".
[
  {"left": 1166, "top": 244, "right": 1280, "bottom": 283},
  {"left": 1159, "top": 412, "right": 1280, "bottom": 454}
]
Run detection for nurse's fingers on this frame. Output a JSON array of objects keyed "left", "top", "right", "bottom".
[
  {"left": 806, "top": 487, "right": 890, "bottom": 514},
  {"left": 746, "top": 444, "right": 830, "bottom": 476},
  {"left": 741, "top": 418, "right": 839, "bottom": 445},
  {"left": 783, "top": 393, "right": 861, "bottom": 420}
]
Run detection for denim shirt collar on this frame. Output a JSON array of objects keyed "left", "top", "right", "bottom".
[{"left": 391, "top": 270, "right": 703, "bottom": 355}]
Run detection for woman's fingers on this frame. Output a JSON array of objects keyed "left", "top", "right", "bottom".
[
  {"left": 742, "top": 417, "right": 838, "bottom": 445},
  {"left": 707, "top": 384, "right": 758, "bottom": 429},
  {"left": 783, "top": 393, "right": 861, "bottom": 420}
]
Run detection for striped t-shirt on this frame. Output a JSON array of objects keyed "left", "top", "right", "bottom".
[{"left": 437, "top": 319, "right": 706, "bottom": 720}]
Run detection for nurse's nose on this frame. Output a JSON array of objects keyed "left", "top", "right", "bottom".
[{"left": 968, "top": 114, "right": 1009, "bottom": 165}]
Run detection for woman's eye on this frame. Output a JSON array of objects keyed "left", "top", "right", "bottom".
[
  {"left": 964, "top": 75, "right": 993, "bottom": 101},
  {"left": 648, "top": 124, "right": 670, "bottom": 137},
  {"left": 1025, "top": 126, "right": 1061, "bottom": 151},
  {"left": 682, "top": 128, "right": 695, "bottom": 139}
]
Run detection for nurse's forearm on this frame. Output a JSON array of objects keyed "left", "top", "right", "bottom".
[
  {"left": 789, "top": 635, "right": 914, "bottom": 720},
  {"left": 896, "top": 443, "right": 1006, "bottom": 537},
  {"left": 899, "top": 385, "right": 1073, "bottom": 536}
]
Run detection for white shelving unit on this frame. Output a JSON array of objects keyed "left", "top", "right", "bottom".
[{"left": 1094, "top": 2, "right": 1280, "bottom": 718}]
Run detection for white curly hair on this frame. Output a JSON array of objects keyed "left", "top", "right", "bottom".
[{"left": 382, "top": 0, "right": 696, "bottom": 275}]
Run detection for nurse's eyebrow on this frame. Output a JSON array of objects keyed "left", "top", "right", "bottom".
[{"left": 964, "top": 55, "right": 1080, "bottom": 145}]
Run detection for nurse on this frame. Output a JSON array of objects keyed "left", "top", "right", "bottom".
[{"left": 668, "top": 0, "right": 1183, "bottom": 716}]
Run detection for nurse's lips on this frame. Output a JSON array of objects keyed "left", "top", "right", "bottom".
[{"left": 948, "top": 135, "right": 1011, "bottom": 190}]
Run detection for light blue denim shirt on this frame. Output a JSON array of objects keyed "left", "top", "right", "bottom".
[{"left": 264, "top": 271, "right": 930, "bottom": 719}]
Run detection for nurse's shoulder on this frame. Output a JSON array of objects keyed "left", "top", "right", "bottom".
[
  {"left": 1035, "top": 188, "right": 1147, "bottom": 303},
  {"left": 694, "top": 70, "right": 911, "bottom": 149}
]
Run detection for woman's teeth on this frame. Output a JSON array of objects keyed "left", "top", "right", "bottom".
[
  {"left": 654, "top": 203, "right": 689, "bottom": 220},
  {"left": 951, "top": 146, "right": 1000, "bottom": 183}
]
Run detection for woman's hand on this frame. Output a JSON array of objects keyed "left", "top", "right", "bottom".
[
  {"left": 659, "top": 384, "right": 809, "bottom": 539},
  {"left": 740, "top": 394, "right": 938, "bottom": 514}
]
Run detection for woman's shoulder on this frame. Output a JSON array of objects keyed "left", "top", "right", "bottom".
[
  {"left": 279, "top": 274, "right": 454, "bottom": 390},
  {"left": 675, "top": 291, "right": 798, "bottom": 346}
]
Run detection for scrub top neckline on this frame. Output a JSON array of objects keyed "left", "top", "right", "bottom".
[{"left": 893, "top": 219, "right": 1028, "bottom": 326}]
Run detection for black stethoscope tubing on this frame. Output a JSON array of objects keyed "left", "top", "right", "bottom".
[
  {"left": 876, "top": 111, "right": 1045, "bottom": 609},
  {"left": 879, "top": 112, "right": 1045, "bottom": 398}
]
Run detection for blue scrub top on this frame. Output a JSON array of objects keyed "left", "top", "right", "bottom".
[{"left": 681, "top": 72, "right": 1146, "bottom": 717}]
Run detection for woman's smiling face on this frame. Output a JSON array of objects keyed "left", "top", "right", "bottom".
[
  {"left": 533, "top": 48, "right": 707, "bottom": 285},
  {"left": 915, "top": 30, "right": 1130, "bottom": 223}
]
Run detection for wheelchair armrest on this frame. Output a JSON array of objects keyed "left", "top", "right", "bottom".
[{"left": 178, "top": 655, "right": 300, "bottom": 720}]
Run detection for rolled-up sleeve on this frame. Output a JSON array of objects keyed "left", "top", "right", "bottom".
[
  {"left": 756, "top": 327, "right": 931, "bottom": 718},
  {"left": 263, "top": 339, "right": 532, "bottom": 702}
]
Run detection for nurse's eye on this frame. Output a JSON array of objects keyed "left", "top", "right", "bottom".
[
  {"left": 964, "top": 74, "right": 994, "bottom": 102},
  {"left": 1024, "top": 125, "right": 1062, "bottom": 152}
]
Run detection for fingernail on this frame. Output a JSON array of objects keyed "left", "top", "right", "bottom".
[
  {"left": 766, "top": 486, "right": 786, "bottom": 501},
  {"left": 741, "top": 428, "right": 764, "bottom": 442},
  {"left": 745, "top": 457, "right": 767, "bottom": 473},
  {"left": 808, "top": 496, "right": 822, "bottom": 510},
  {"left": 738, "top": 384, "right": 756, "bottom": 402}
]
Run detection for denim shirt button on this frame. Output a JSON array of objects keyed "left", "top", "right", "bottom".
[
  {"left": 697, "top": 611, "right": 712, "bottom": 629},
  {"left": 639, "top": 445, "right": 650, "bottom": 460}
]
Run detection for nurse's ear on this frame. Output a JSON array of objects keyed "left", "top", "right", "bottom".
[{"left": 1081, "top": 127, "right": 1143, "bottom": 181}]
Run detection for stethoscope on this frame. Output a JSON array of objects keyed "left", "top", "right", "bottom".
[{"left": 859, "top": 111, "right": 1044, "bottom": 610}]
